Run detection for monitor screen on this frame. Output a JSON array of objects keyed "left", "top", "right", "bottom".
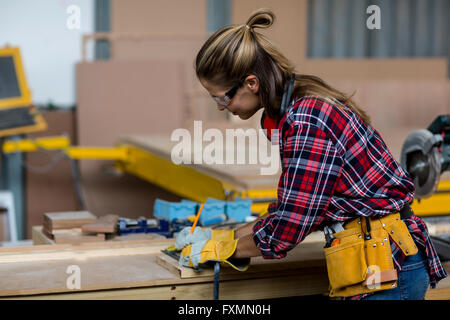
[{"left": 0, "top": 56, "right": 21, "bottom": 99}]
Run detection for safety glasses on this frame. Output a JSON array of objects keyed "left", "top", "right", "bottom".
[{"left": 211, "top": 77, "right": 246, "bottom": 107}]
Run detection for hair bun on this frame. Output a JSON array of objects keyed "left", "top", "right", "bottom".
[{"left": 245, "top": 8, "right": 274, "bottom": 30}]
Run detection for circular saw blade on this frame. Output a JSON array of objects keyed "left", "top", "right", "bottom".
[{"left": 401, "top": 129, "right": 442, "bottom": 199}]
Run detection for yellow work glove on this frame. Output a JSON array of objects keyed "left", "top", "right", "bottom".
[
  {"left": 175, "top": 227, "right": 234, "bottom": 250},
  {"left": 211, "top": 229, "right": 235, "bottom": 241},
  {"left": 179, "top": 239, "right": 249, "bottom": 271}
]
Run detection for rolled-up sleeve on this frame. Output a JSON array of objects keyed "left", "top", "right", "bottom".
[{"left": 252, "top": 122, "right": 343, "bottom": 259}]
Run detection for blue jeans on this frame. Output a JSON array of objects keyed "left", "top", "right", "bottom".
[{"left": 362, "top": 250, "right": 430, "bottom": 300}]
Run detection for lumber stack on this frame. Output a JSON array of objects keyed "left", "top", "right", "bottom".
[{"left": 42, "top": 211, "right": 119, "bottom": 244}]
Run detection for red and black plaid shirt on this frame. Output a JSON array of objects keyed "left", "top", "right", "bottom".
[{"left": 253, "top": 95, "right": 447, "bottom": 299}]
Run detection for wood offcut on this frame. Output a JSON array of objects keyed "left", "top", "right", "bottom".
[{"left": 43, "top": 211, "right": 97, "bottom": 233}]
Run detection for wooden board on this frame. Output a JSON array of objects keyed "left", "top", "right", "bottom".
[
  {"left": 32, "top": 226, "right": 166, "bottom": 245},
  {"left": 0, "top": 239, "right": 177, "bottom": 297},
  {"left": 6, "top": 272, "right": 329, "bottom": 300},
  {"left": 81, "top": 214, "right": 119, "bottom": 234},
  {"left": 157, "top": 241, "right": 326, "bottom": 279},
  {"left": 0, "top": 238, "right": 449, "bottom": 299},
  {"left": 43, "top": 211, "right": 96, "bottom": 233},
  {"left": 51, "top": 229, "right": 106, "bottom": 244},
  {"left": 0, "top": 238, "right": 330, "bottom": 298}
]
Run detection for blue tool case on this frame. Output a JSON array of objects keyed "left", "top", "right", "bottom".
[{"left": 153, "top": 199, "right": 197, "bottom": 221}]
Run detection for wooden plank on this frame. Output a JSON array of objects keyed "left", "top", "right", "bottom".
[
  {"left": 52, "top": 229, "right": 106, "bottom": 244},
  {"left": 2, "top": 237, "right": 174, "bottom": 254},
  {"left": 1, "top": 236, "right": 449, "bottom": 299},
  {"left": 4, "top": 272, "right": 329, "bottom": 300},
  {"left": 32, "top": 225, "right": 167, "bottom": 245},
  {"left": 43, "top": 211, "right": 96, "bottom": 233},
  {"left": 32, "top": 226, "right": 55, "bottom": 245},
  {"left": 81, "top": 214, "right": 119, "bottom": 234},
  {"left": 0, "top": 239, "right": 180, "bottom": 297},
  {"left": 41, "top": 227, "right": 106, "bottom": 245},
  {"left": 156, "top": 241, "right": 326, "bottom": 279},
  {"left": 0, "top": 236, "right": 329, "bottom": 298},
  {"left": 0, "top": 241, "right": 173, "bottom": 264}
]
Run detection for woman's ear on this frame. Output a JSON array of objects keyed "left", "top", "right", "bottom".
[{"left": 245, "top": 75, "right": 259, "bottom": 94}]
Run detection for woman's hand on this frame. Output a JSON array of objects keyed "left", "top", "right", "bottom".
[{"left": 175, "top": 227, "right": 211, "bottom": 250}]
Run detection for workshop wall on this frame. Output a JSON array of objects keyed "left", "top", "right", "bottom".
[
  {"left": 110, "top": 0, "right": 225, "bottom": 125},
  {"left": 25, "top": 110, "right": 78, "bottom": 239},
  {"left": 76, "top": 60, "right": 186, "bottom": 217},
  {"left": 75, "top": 0, "right": 210, "bottom": 219}
]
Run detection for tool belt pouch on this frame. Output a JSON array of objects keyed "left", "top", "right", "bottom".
[
  {"left": 324, "top": 238, "right": 367, "bottom": 291},
  {"left": 325, "top": 213, "right": 417, "bottom": 298},
  {"left": 383, "top": 215, "right": 418, "bottom": 257}
]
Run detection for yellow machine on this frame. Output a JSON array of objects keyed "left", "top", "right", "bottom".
[
  {"left": 1, "top": 46, "right": 449, "bottom": 217},
  {"left": 0, "top": 47, "right": 47, "bottom": 137}
]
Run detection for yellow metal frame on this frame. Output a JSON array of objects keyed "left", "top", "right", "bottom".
[
  {"left": 3, "top": 136, "right": 128, "bottom": 161},
  {"left": 0, "top": 46, "right": 47, "bottom": 137},
  {"left": 240, "top": 189, "right": 277, "bottom": 216},
  {"left": 2, "top": 136, "right": 70, "bottom": 152},
  {"left": 121, "top": 144, "right": 226, "bottom": 203},
  {"left": 67, "top": 146, "right": 129, "bottom": 161},
  {"left": 411, "top": 180, "right": 450, "bottom": 217}
]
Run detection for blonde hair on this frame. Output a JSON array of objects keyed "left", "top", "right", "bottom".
[{"left": 196, "top": 8, "right": 370, "bottom": 124}]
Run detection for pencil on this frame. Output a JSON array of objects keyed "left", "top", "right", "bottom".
[{"left": 190, "top": 203, "right": 204, "bottom": 234}]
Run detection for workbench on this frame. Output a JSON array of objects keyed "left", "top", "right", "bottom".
[
  {"left": 0, "top": 236, "right": 330, "bottom": 300},
  {"left": 1, "top": 231, "right": 449, "bottom": 300}
]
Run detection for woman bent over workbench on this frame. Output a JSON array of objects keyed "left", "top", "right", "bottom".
[{"left": 176, "top": 8, "right": 447, "bottom": 300}]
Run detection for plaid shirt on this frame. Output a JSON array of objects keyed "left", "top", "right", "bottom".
[{"left": 253, "top": 95, "right": 447, "bottom": 300}]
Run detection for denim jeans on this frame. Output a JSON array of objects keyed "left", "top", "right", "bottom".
[{"left": 362, "top": 250, "right": 430, "bottom": 300}]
